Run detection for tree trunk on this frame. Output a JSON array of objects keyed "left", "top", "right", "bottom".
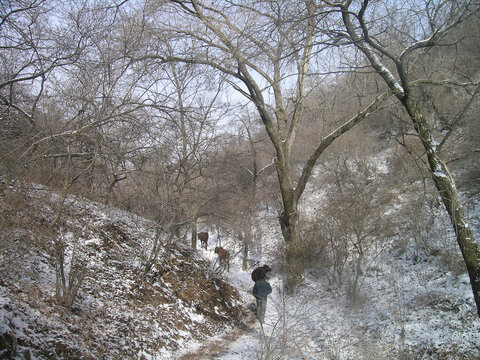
[
  {"left": 163, "top": 0, "right": 380, "bottom": 295},
  {"left": 279, "top": 194, "right": 303, "bottom": 293},
  {"left": 242, "top": 239, "right": 248, "bottom": 271},
  {"left": 339, "top": 1, "right": 480, "bottom": 317},
  {"left": 242, "top": 175, "right": 254, "bottom": 271},
  {"left": 352, "top": 248, "right": 364, "bottom": 303},
  {"left": 191, "top": 215, "right": 197, "bottom": 250},
  {"left": 406, "top": 100, "right": 480, "bottom": 316}
]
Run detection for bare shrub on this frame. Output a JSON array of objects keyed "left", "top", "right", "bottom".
[
  {"left": 310, "top": 152, "right": 396, "bottom": 303},
  {"left": 1, "top": 183, "right": 88, "bottom": 311},
  {"left": 301, "top": 217, "right": 344, "bottom": 285},
  {"left": 0, "top": 185, "right": 52, "bottom": 281},
  {"left": 256, "top": 288, "right": 319, "bottom": 359},
  {"left": 54, "top": 231, "right": 87, "bottom": 310}
]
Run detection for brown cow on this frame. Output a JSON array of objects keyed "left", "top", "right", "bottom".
[
  {"left": 198, "top": 231, "right": 208, "bottom": 250},
  {"left": 214, "top": 246, "right": 230, "bottom": 272},
  {"left": 251, "top": 265, "right": 272, "bottom": 282}
]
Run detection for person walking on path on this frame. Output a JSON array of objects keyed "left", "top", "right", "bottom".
[{"left": 252, "top": 269, "right": 272, "bottom": 324}]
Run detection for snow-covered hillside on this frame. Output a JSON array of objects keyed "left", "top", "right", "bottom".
[
  {"left": 208, "top": 166, "right": 480, "bottom": 359},
  {"left": 184, "top": 180, "right": 480, "bottom": 359},
  {"left": 0, "top": 183, "right": 251, "bottom": 359},
  {"left": 1, "top": 179, "right": 479, "bottom": 359}
]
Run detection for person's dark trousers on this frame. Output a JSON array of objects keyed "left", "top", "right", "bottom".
[{"left": 256, "top": 298, "right": 267, "bottom": 324}]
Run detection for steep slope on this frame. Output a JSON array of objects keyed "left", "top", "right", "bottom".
[{"left": 0, "top": 183, "right": 250, "bottom": 359}]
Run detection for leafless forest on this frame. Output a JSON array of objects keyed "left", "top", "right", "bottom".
[{"left": 1, "top": 0, "right": 480, "bottom": 338}]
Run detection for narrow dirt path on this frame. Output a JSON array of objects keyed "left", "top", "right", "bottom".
[{"left": 180, "top": 311, "right": 257, "bottom": 359}]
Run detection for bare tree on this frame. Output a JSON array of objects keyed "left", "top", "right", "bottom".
[
  {"left": 0, "top": 0, "right": 149, "bottom": 190},
  {"left": 329, "top": 0, "right": 480, "bottom": 315},
  {"left": 0, "top": 0, "right": 85, "bottom": 95},
  {"left": 234, "top": 115, "right": 276, "bottom": 270},
  {"left": 1, "top": 0, "right": 152, "bottom": 309},
  {"left": 0, "top": 0, "right": 87, "bottom": 179},
  {"left": 139, "top": 0, "right": 389, "bottom": 291},
  {"left": 316, "top": 152, "right": 395, "bottom": 303}
]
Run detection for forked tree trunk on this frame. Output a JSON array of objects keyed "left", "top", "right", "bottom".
[{"left": 166, "top": 0, "right": 381, "bottom": 295}]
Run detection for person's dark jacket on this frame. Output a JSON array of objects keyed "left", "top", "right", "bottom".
[{"left": 253, "top": 279, "right": 272, "bottom": 300}]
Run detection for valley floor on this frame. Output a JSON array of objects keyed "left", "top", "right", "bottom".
[{"left": 178, "top": 245, "right": 480, "bottom": 360}]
